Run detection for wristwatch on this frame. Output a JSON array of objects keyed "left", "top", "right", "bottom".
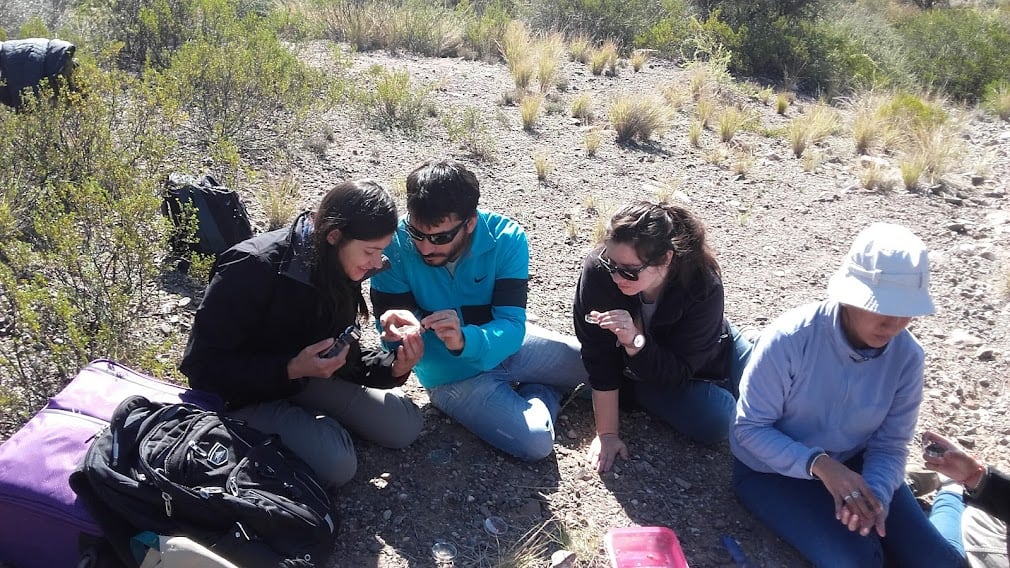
[{"left": 629, "top": 334, "right": 646, "bottom": 349}]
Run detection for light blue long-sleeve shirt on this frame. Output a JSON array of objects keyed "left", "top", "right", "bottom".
[
  {"left": 730, "top": 300, "right": 924, "bottom": 513},
  {"left": 369, "top": 210, "right": 529, "bottom": 388}
]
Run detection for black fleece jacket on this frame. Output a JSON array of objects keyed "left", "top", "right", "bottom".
[
  {"left": 968, "top": 467, "right": 1010, "bottom": 525},
  {"left": 179, "top": 213, "right": 399, "bottom": 408},
  {"left": 573, "top": 246, "right": 732, "bottom": 393}
]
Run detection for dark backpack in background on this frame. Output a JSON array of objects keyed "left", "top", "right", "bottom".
[
  {"left": 69, "top": 396, "right": 337, "bottom": 567},
  {"left": 161, "top": 173, "right": 254, "bottom": 261}
]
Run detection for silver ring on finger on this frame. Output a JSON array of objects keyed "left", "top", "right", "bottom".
[
  {"left": 843, "top": 494, "right": 853, "bottom": 502},
  {"left": 850, "top": 490, "right": 862, "bottom": 499}
]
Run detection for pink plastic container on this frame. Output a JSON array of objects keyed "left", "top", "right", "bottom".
[{"left": 604, "top": 526, "right": 690, "bottom": 568}]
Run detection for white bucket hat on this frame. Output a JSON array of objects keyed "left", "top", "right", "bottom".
[{"left": 826, "top": 222, "right": 935, "bottom": 317}]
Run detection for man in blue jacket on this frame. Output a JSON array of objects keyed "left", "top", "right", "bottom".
[{"left": 370, "top": 158, "right": 585, "bottom": 461}]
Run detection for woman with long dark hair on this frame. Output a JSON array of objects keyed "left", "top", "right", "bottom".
[
  {"left": 573, "top": 201, "right": 752, "bottom": 472},
  {"left": 181, "top": 180, "right": 423, "bottom": 488}
]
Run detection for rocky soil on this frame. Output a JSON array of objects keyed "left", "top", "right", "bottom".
[
  {"left": 249, "top": 45, "right": 1009, "bottom": 568},
  {"left": 7, "top": 30, "right": 1010, "bottom": 567}
]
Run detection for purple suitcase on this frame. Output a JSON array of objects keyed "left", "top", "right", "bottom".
[{"left": 0, "top": 359, "right": 212, "bottom": 568}]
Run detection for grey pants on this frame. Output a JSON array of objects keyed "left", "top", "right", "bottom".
[
  {"left": 229, "top": 377, "right": 422, "bottom": 488},
  {"left": 963, "top": 506, "right": 1009, "bottom": 568}
]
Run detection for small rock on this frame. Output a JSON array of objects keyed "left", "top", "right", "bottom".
[
  {"left": 944, "top": 197, "right": 964, "bottom": 206},
  {"left": 566, "top": 429, "right": 577, "bottom": 439},
  {"left": 957, "top": 437, "right": 975, "bottom": 449},
  {"left": 971, "top": 175, "right": 985, "bottom": 186},
  {"left": 979, "top": 250, "right": 997, "bottom": 261},
  {"left": 946, "top": 329, "right": 984, "bottom": 347},
  {"left": 383, "top": 509, "right": 392, "bottom": 521},
  {"left": 947, "top": 222, "right": 967, "bottom": 233},
  {"left": 517, "top": 498, "right": 542, "bottom": 518},
  {"left": 975, "top": 347, "right": 996, "bottom": 361},
  {"left": 673, "top": 477, "right": 692, "bottom": 490},
  {"left": 551, "top": 550, "right": 577, "bottom": 568}
]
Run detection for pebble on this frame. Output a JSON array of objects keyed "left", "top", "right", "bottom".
[
  {"left": 551, "top": 549, "right": 577, "bottom": 568},
  {"left": 946, "top": 329, "right": 984, "bottom": 347},
  {"left": 976, "top": 347, "right": 996, "bottom": 361}
]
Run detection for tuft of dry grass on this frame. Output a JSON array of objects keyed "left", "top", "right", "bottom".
[
  {"left": 630, "top": 50, "right": 649, "bottom": 72},
  {"left": 499, "top": 20, "right": 530, "bottom": 70},
  {"left": 610, "top": 95, "right": 671, "bottom": 142},
  {"left": 717, "top": 106, "right": 754, "bottom": 143},
  {"left": 568, "top": 33, "right": 592, "bottom": 63},
  {"left": 788, "top": 103, "right": 841, "bottom": 157},
  {"left": 534, "top": 33, "right": 565, "bottom": 93},
  {"left": 775, "top": 92, "right": 791, "bottom": 115},
  {"left": 696, "top": 95, "right": 715, "bottom": 130},
  {"left": 802, "top": 149, "right": 823, "bottom": 172},
  {"left": 571, "top": 93, "right": 594, "bottom": 124},
  {"left": 984, "top": 81, "right": 1010, "bottom": 121},
  {"left": 688, "top": 120, "right": 703, "bottom": 148},
  {"left": 564, "top": 218, "right": 578, "bottom": 240},
  {"left": 533, "top": 151, "right": 552, "bottom": 181},
  {"left": 899, "top": 157, "right": 924, "bottom": 190},
  {"left": 520, "top": 94, "right": 543, "bottom": 131},
  {"left": 259, "top": 175, "right": 300, "bottom": 230},
  {"left": 859, "top": 159, "right": 895, "bottom": 192},
  {"left": 589, "top": 41, "right": 618, "bottom": 76},
  {"left": 584, "top": 127, "right": 602, "bottom": 156},
  {"left": 732, "top": 148, "right": 755, "bottom": 177},
  {"left": 511, "top": 58, "right": 534, "bottom": 91}
]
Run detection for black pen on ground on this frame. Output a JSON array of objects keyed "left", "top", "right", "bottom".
[{"left": 721, "top": 534, "right": 753, "bottom": 568}]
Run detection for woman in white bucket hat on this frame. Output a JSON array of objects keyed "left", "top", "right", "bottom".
[{"left": 729, "top": 223, "right": 963, "bottom": 567}]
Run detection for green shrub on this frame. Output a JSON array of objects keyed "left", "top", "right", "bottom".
[
  {"left": 983, "top": 80, "right": 1010, "bottom": 121},
  {"left": 632, "top": 0, "right": 694, "bottom": 58},
  {"left": 0, "top": 181, "right": 171, "bottom": 427},
  {"left": 0, "top": 52, "right": 174, "bottom": 230},
  {"left": 158, "top": 17, "right": 328, "bottom": 145},
  {"left": 352, "top": 66, "right": 434, "bottom": 132},
  {"left": 458, "top": 0, "right": 515, "bottom": 60},
  {"left": 879, "top": 92, "right": 948, "bottom": 132},
  {"left": 444, "top": 106, "right": 497, "bottom": 160},
  {"left": 315, "top": 0, "right": 463, "bottom": 56},
  {"left": 527, "top": 0, "right": 667, "bottom": 46},
  {"left": 896, "top": 7, "right": 1010, "bottom": 100}
]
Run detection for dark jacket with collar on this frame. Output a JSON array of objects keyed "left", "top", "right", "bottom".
[
  {"left": 968, "top": 467, "right": 1010, "bottom": 524},
  {"left": 573, "top": 245, "right": 731, "bottom": 393},
  {"left": 180, "top": 212, "right": 398, "bottom": 408},
  {"left": 0, "top": 38, "right": 75, "bottom": 108}
]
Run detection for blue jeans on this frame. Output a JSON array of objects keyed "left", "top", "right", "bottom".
[
  {"left": 427, "top": 323, "right": 586, "bottom": 461},
  {"left": 733, "top": 458, "right": 966, "bottom": 567},
  {"left": 931, "top": 489, "right": 967, "bottom": 557},
  {"left": 632, "top": 325, "right": 753, "bottom": 444}
]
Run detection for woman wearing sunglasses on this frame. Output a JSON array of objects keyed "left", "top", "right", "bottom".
[{"left": 573, "top": 201, "right": 753, "bottom": 472}]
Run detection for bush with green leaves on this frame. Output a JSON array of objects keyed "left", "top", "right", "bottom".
[
  {"left": 80, "top": 0, "right": 246, "bottom": 68},
  {"left": 0, "top": 51, "right": 175, "bottom": 233},
  {"left": 314, "top": 0, "right": 463, "bottom": 56},
  {"left": 157, "top": 15, "right": 329, "bottom": 145},
  {"left": 0, "top": 180, "right": 171, "bottom": 433},
  {"left": 458, "top": 0, "right": 516, "bottom": 60},
  {"left": 631, "top": 0, "right": 695, "bottom": 58},
  {"left": 527, "top": 0, "right": 668, "bottom": 47},
  {"left": 444, "top": 106, "right": 497, "bottom": 161},
  {"left": 895, "top": 7, "right": 1010, "bottom": 101},
  {"left": 351, "top": 66, "right": 434, "bottom": 133}
]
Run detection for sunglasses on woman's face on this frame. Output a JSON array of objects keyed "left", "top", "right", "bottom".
[
  {"left": 405, "top": 217, "right": 469, "bottom": 245},
  {"left": 597, "top": 249, "right": 650, "bottom": 281}
]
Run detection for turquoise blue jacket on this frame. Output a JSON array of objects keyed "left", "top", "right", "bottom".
[{"left": 369, "top": 210, "right": 529, "bottom": 388}]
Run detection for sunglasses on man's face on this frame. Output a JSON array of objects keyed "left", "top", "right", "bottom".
[
  {"left": 405, "top": 217, "right": 469, "bottom": 245},
  {"left": 597, "top": 249, "right": 650, "bottom": 281}
]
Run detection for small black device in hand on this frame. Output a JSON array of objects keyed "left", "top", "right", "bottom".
[
  {"left": 924, "top": 442, "right": 946, "bottom": 458},
  {"left": 323, "top": 324, "right": 361, "bottom": 358}
]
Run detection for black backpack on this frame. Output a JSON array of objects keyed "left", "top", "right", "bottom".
[
  {"left": 70, "top": 396, "right": 337, "bottom": 567},
  {"left": 161, "top": 173, "right": 254, "bottom": 259}
]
